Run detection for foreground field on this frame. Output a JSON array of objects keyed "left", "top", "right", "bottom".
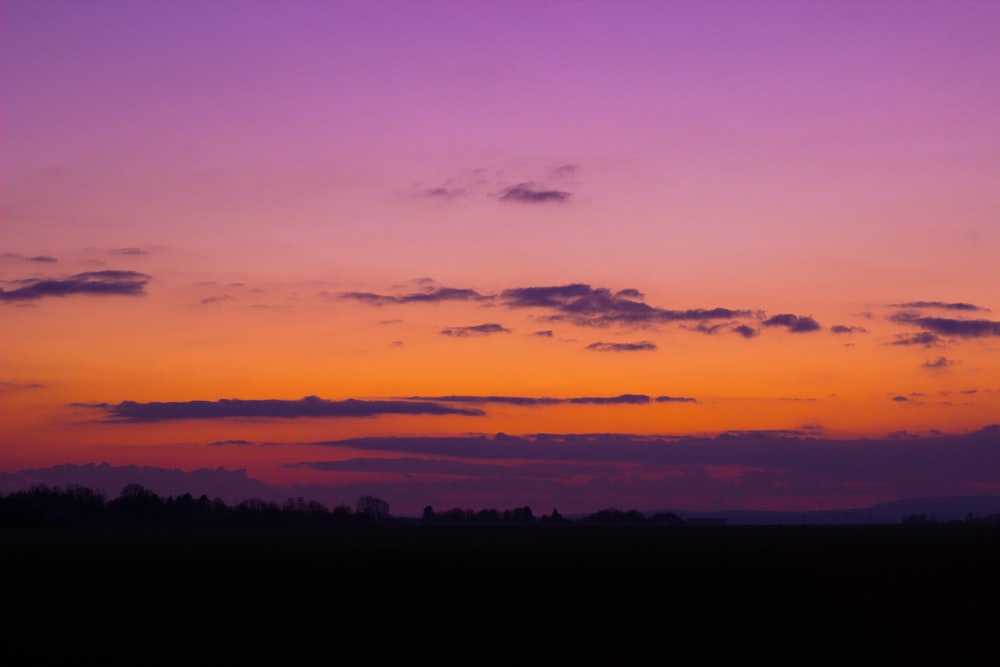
[{"left": 5, "top": 523, "right": 998, "bottom": 663}]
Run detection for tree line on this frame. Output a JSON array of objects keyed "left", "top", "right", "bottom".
[
  {"left": 4, "top": 483, "right": 997, "bottom": 529},
  {"left": 0, "top": 483, "right": 692, "bottom": 529}
]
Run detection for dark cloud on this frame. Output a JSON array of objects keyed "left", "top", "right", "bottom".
[
  {"left": 498, "top": 182, "right": 570, "bottom": 204},
  {"left": 85, "top": 396, "right": 485, "bottom": 423},
  {"left": 501, "top": 283, "right": 748, "bottom": 328},
  {"left": 110, "top": 247, "right": 150, "bottom": 256},
  {"left": 889, "top": 312, "right": 1000, "bottom": 338},
  {"left": 533, "top": 330, "right": 554, "bottom": 337},
  {"left": 292, "top": 457, "right": 623, "bottom": 480},
  {"left": 655, "top": 396, "right": 698, "bottom": 403},
  {"left": 586, "top": 340, "right": 657, "bottom": 352},
  {"left": 339, "top": 286, "right": 490, "bottom": 306},
  {"left": 762, "top": 314, "right": 821, "bottom": 333},
  {"left": 9, "top": 426, "right": 999, "bottom": 516},
  {"left": 892, "top": 396, "right": 910, "bottom": 402},
  {"left": 410, "top": 394, "right": 652, "bottom": 406},
  {"left": 891, "top": 301, "right": 989, "bottom": 312},
  {"left": 208, "top": 439, "right": 255, "bottom": 447},
  {"left": 830, "top": 325, "right": 867, "bottom": 334},
  {"left": 0, "top": 270, "right": 151, "bottom": 302},
  {"left": 691, "top": 323, "right": 724, "bottom": 335},
  {"left": 303, "top": 428, "right": 1000, "bottom": 487},
  {"left": 889, "top": 332, "right": 943, "bottom": 347},
  {"left": 923, "top": 357, "right": 956, "bottom": 369},
  {"left": 732, "top": 325, "right": 759, "bottom": 339},
  {"left": 569, "top": 394, "right": 650, "bottom": 405},
  {"left": 440, "top": 323, "right": 512, "bottom": 337}
]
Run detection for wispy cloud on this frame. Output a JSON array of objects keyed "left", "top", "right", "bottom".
[
  {"left": 550, "top": 164, "right": 579, "bottom": 178},
  {"left": 199, "top": 295, "right": 235, "bottom": 305},
  {"left": 0, "top": 381, "right": 45, "bottom": 392},
  {"left": 586, "top": 340, "right": 657, "bottom": 352},
  {"left": 440, "top": 323, "right": 512, "bottom": 337},
  {"left": 416, "top": 187, "right": 467, "bottom": 200},
  {"left": 889, "top": 332, "right": 943, "bottom": 347},
  {"left": 339, "top": 286, "right": 490, "bottom": 306},
  {"left": 82, "top": 396, "right": 486, "bottom": 422},
  {"left": 110, "top": 247, "right": 151, "bottom": 257},
  {"left": 922, "top": 357, "right": 956, "bottom": 369},
  {"left": 1, "top": 253, "right": 58, "bottom": 263},
  {"left": 0, "top": 270, "right": 151, "bottom": 302},
  {"left": 498, "top": 182, "right": 570, "bottom": 204},
  {"left": 891, "top": 301, "right": 989, "bottom": 313}
]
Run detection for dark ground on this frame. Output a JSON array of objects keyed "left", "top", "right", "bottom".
[{"left": 4, "top": 523, "right": 998, "bottom": 664}]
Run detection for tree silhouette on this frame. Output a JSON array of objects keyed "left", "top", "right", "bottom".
[{"left": 356, "top": 495, "right": 391, "bottom": 521}]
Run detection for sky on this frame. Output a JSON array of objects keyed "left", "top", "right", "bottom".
[{"left": 2, "top": 1, "right": 998, "bottom": 515}]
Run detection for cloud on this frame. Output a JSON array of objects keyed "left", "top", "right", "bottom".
[
  {"left": 208, "top": 439, "right": 255, "bottom": 447},
  {"left": 550, "top": 164, "right": 579, "bottom": 178},
  {"left": 532, "top": 330, "right": 554, "bottom": 337},
  {"left": 655, "top": 395, "right": 698, "bottom": 403},
  {"left": 85, "top": 396, "right": 485, "bottom": 422},
  {"left": 889, "top": 312, "right": 1000, "bottom": 338},
  {"left": 762, "top": 314, "right": 821, "bottom": 333},
  {"left": 9, "top": 427, "right": 999, "bottom": 515},
  {"left": 0, "top": 270, "right": 151, "bottom": 302},
  {"left": 339, "top": 286, "right": 490, "bottom": 306},
  {"left": 732, "top": 325, "right": 759, "bottom": 339},
  {"left": 501, "top": 283, "right": 748, "bottom": 328},
  {"left": 830, "top": 325, "right": 867, "bottom": 334},
  {"left": 889, "top": 332, "right": 943, "bottom": 347},
  {"left": 409, "top": 394, "right": 653, "bottom": 406},
  {"left": 303, "top": 427, "right": 1000, "bottom": 483},
  {"left": 417, "top": 187, "right": 466, "bottom": 200},
  {"left": 440, "top": 323, "right": 512, "bottom": 337},
  {"left": 891, "top": 301, "right": 989, "bottom": 313},
  {"left": 922, "top": 357, "right": 956, "bottom": 369},
  {"left": 199, "top": 295, "right": 235, "bottom": 305},
  {"left": 691, "top": 323, "right": 725, "bottom": 335},
  {"left": 498, "top": 182, "right": 570, "bottom": 204},
  {"left": 110, "top": 247, "right": 151, "bottom": 257},
  {"left": 0, "top": 381, "right": 45, "bottom": 392},
  {"left": 892, "top": 396, "right": 910, "bottom": 402},
  {"left": 1, "top": 253, "right": 58, "bottom": 263},
  {"left": 586, "top": 340, "right": 657, "bottom": 352}
]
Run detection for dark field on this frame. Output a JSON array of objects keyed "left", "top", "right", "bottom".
[{"left": 5, "top": 523, "right": 998, "bottom": 663}]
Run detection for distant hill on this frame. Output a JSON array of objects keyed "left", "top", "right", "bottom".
[{"left": 641, "top": 496, "right": 1000, "bottom": 525}]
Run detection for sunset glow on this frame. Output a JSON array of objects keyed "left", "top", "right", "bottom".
[{"left": 3, "top": 1, "right": 998, "bottom": 514}]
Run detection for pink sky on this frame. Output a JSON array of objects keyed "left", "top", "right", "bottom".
[{"left": 2, "top": 1, "right": 998, "bottom": 514}]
